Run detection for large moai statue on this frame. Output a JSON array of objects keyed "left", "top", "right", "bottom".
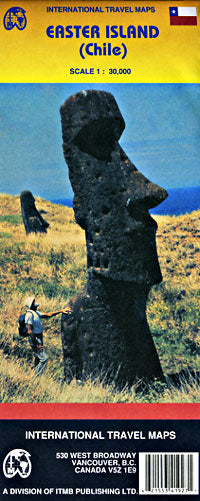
[
  {"left": 20, "top": 190, "right": 49, "bottom": 235},
  {"left": 60, "top": 90, "right": 168, "bottom": 387}
]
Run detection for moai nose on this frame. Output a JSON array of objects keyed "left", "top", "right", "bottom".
[{"left": 126, "top": 172, "right": 168, "bottom": 211}]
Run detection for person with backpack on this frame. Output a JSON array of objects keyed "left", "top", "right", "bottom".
[{"left": 23, "top": 296, "right": 71, "bottom": 376}]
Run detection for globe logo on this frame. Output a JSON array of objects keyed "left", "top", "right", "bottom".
[
  {"left": 3, "top": 7, "right": 27, "bottom": 31},
  {"left": 3, "top": 449, "right": 32, "bottom": 478}
]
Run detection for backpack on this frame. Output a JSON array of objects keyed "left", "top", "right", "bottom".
[{"left": 18, "top": 310, "right": 32, "bottom": 337}]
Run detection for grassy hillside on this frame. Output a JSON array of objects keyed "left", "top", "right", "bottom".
[{"left": 0, "top": 193, "right": 200, "bottom": 403}]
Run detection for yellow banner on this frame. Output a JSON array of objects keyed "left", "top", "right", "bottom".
[{"left": 0, "top": 0, "right": 199, "bottom": 83}]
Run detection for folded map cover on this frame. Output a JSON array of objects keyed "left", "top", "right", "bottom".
[{"left": 0, "top": 0, "right": 199, "bottom": 498}]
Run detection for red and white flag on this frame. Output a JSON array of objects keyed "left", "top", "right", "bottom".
[{"left": 169, "top": 6, "right": 197, "bottom": 25}]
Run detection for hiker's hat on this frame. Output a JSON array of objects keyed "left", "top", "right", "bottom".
[{"left": 24, "top": 296, "right": 39, "bottom": 309}]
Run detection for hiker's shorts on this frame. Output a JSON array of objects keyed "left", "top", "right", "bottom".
[{"left": 29, "top": 334, "right": 48, "bottom": 375}]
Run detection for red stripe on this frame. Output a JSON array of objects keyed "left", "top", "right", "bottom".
[
  {"left": 0, "top": 403, "right": 200, "bottom": 420},
  {"left": 170, "top": 16, "right": 197, "bottom": 25}
]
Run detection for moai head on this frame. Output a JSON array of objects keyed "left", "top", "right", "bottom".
[
  {"left": 60, "top": 90, "right": 167, "bottom": 288},
  {"left": 21, "top": 190, "right": 36, "bottom": 211}
]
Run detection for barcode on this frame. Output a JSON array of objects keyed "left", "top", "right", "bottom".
[{"left": 139, "top": 453, "right": 199, "bottom": 495}]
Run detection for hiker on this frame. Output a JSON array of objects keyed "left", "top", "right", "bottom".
[{"left": 24, "top": 296, "right": 71, "bottom": 376}]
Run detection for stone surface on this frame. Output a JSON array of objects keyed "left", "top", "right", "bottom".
[
  {"left": 60, "top": 90, "right": 168, "bottom": 386},
  {"left": 20, "top": 191, "right": 49, "bottom": 235}
]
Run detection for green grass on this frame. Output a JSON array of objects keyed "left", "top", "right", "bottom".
[
  {"left": 0, "top": 214, "right": 22, "bottom": 225},
  {"left": 0, "top": 231, "right": 12, "bottom": 239},
  {"left": 147, "top": 284, "right": 200, "bottom": 374}
]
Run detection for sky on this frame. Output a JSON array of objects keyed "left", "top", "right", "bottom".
[{"left": 0, "top": 83, "right": 199, "bottom": 200}]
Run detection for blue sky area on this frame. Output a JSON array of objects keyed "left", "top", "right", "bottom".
[{"left": 0, "top": 83, "right": 199, "bottom": 200}]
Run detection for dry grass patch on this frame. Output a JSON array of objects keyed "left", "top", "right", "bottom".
[
  {"left": 155, "top": 211, "right": 200, "bottom": 289},
  {"left": 0, "top": 193, "right": 200, "bottom": 402}
]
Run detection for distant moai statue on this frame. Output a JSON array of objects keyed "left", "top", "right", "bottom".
[
  {"left": 20, "top": 190, "right": 49, "bottom": 235},
  {"left": 60, "top": 90, "right": 168, "bottom": 386}
]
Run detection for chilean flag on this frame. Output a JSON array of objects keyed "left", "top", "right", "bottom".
[{"left": 169, "top": 6, "right": 197, "bottom": 25}]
